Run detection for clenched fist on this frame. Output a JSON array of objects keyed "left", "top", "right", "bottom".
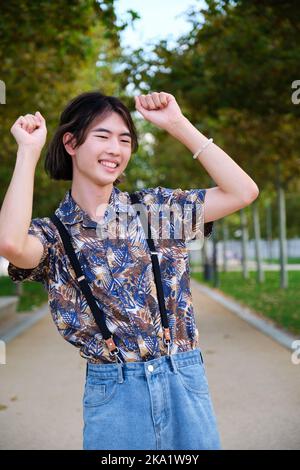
[{"left": 10, "top": 111, "right": 47, "bottom": 154}]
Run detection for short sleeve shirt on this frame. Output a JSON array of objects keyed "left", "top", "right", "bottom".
[{"left": 7, "top": 186, "right": 213, "bottom": 364}]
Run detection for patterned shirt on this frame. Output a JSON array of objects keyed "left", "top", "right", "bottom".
[{"left": 7, "top": 186, "right": 213, "bottom": 364}]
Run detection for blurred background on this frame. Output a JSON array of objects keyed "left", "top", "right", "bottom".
[
  {"left": 1, "top": 0, "right": 299, "bottom": 338},
  {"left": 0, "top": 0, "right": 300, "bottom": 450}
]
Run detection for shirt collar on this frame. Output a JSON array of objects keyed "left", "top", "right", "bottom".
[{"left": 55, "top": 186, "right": 133, "bottom": 228}]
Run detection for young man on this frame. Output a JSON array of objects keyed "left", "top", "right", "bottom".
[{"left": 0, "top": 91, "right": 259, "bottom": 450}]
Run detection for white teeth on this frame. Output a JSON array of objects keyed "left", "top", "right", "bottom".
[{"left": 99, "top": 160, "right": 117, "bottom": 168}]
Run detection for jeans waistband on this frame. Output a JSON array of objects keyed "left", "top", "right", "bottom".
[{"left": 86, "top": 348, "right": 203, "bottom": 381}]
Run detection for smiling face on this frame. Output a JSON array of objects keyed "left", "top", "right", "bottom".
[{"left": 64, "top": 111, "right": 132, "bottom": 187}]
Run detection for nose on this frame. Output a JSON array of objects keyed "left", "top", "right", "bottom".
[{"left": 106, "top": 137, "right": 121, "bottom": 155}]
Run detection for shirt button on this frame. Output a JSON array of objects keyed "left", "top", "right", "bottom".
[{"left": 148, "top": 365, "right": 154, "bottom": 372}]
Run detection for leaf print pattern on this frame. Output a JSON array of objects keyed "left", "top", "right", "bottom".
[{"left": 7, "top": 185, "right": 213, "bottom": 363}]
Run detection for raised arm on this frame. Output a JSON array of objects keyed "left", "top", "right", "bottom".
[
  {"left": 0, "top": 111, "right": 47, "bottom": 268},
  {"left": 165, "top": 116, "right": 259, "bottom": 222},
  {"left": 134, "top": 91, "right": 259, "bottom": 223}
]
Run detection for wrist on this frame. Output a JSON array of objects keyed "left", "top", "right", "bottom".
[
  {"left": 165, "top": 116, "right": 210, "bottom": 154},
  {"left": 165, "top": 115, "right": 189, "bottom": 136},
  {"left": 17, "top": 146, "right": 41, "bottom": 163}
]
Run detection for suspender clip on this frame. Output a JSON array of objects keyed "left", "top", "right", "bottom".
[
  {"left": 105, "top": 337, "right": 124, "bottom": 363},
  {"left": 163, "top": 328, "right": 172, "bottom": 356}
]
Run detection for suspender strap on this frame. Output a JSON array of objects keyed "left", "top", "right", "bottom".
[
  {"left": 49, "top": 213, "right": 122, "bottom": 362},
  {"left": 128, "top": 193, "right": 171, "bottom": 345},
  {"left": 50, "top": 190, "right": 171, "bottom": 362}
]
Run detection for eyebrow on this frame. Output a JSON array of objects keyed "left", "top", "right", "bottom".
[{"left": 92, "top": 127, "right": 132, "bottom": 138}]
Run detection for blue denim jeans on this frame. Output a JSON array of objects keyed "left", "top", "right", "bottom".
[{"left": 83, "top": 348, "right": 222, "bottom": 450}]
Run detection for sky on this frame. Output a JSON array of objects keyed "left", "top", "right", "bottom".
[{"left": 115, "top": 0, "right": 206, "bottom": 52}]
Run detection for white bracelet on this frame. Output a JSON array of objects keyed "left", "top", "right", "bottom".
[{"left": 192, "top": 138, "right": 214, "bottom": 159}]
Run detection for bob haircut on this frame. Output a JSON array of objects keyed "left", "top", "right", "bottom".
[{"left": 44, "top": 91, "right": 139, "bottom": 186}]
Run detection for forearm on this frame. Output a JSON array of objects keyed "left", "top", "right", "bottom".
[
  {"left": 0, "top": 148, "right": 39, "bottom": 253},
  {"left": 167, "top": 116, "right": 259, "bottom": 200}
]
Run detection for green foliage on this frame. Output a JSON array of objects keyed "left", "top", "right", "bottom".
[
  {"left": 0, "top": 0, "right": 139, "bottom": 216},
  {"left": 0, "top": 275, "right": 48, "bottom": 312},
  {"left": 1, "top": 0, "right": 299, "bottom": 238},
  {"left": 121, "top": 0, "right": 300, "bottom": 234}
]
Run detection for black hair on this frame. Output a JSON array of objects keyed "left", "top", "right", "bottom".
[{"left": 44, "top": 91, "right": 139, "bottom": 185}]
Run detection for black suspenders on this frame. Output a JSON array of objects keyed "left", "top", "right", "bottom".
[{"left": 50, "top": 192, "right": 171, "bottom": 363}]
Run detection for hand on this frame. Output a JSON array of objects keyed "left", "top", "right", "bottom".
[
  {"left": 10, "top": 111, "right": 47, "bottom": 154},
  {"left": 134, "top": 92, "right": 185, "bottom": 131}
]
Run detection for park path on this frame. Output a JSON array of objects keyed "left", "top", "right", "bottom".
[{"left": 0, "top": 278, "right": 299, "bottom": 449}]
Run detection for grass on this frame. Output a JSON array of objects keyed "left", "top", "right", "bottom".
[
  {"left": 263, "top": 257, "right": 300, "bottom": 264},
  {"left": 191, "top": 269, "right": 300, "bottom": 336},
  {"left": 0, "top": 276, "right": 48, "bottom": 312}
]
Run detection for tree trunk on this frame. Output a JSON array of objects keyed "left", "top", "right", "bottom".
[
  {"left": 240, "top": 208, "right": 249, "bottom": 279},
  {"left": 212, "top": 220, "right": 219, "bottom": 288},
  {"left": 202, "top": 237, "right": 212, "bottom": 281},
  {"left": 221, "top": 219, "right": 228, "bottom": 272},
  {"left": 252, "top": 199, "right": 265, "bottom": 283},
  {"left": 276, "top": 160, "right": 288, "bottom": 288},
  {"left": 265, "top": 200, "right": 273, "bottom": 262},
  {"left": 15, "top": 283, "right": 23, "bottom": 296}
]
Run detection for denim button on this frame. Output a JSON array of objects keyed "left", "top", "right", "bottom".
[{"left": 148, "top": 365, "right": 154, "bottom": 372}]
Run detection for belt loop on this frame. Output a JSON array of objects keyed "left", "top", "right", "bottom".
[
  {"left": 85, "top": 362, "right": 88, "bottom": 379},
  {"left": 169, "top": 354, "right": 178, "bottom": 374},
  {"left": 117, "top": 362, "right": 124, "bottom": 383},
  {"left": 199, "top": 350, "right": 204, "bottom": 364}
]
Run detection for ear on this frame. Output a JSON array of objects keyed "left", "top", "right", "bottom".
[{"left": 63, "top": 132, "right": 77, "bottom": 156}]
